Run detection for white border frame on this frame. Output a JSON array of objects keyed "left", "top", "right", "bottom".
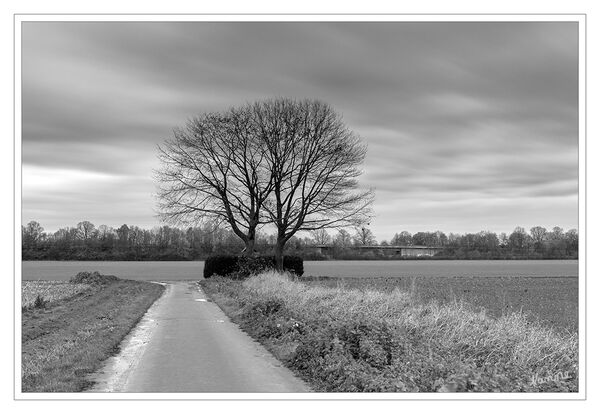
[{"left": 13, "top": 13, "right": 586, "bottom": 401}]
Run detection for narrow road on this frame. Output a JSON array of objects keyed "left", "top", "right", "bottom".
[{"left": 88, "top": 281, "right": 310, "bottom": 393}]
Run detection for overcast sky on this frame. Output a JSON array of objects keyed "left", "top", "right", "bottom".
[{"left": 21, "top": 21, "right": 579, "bottom": 241}]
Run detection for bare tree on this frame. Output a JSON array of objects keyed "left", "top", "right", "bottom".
[
  {"left": 509, "top": 226, "right": 529, "bottom": 252},
  {"left": 565, "top": 228, "right": 578, "bottom": 254},
  {"left": 311, "top": 229, "right": 332, "bottom": 245},
  {"left": 498, "top": 232, "right": 509, "bottom": 247},
  {"left": 334, "top": 229, "right": 353, "bottom": 247},
  {"left": 530, "top": 226, "right": 547, "bottom": 252},
  {"left": 255, "top": 98, "right": 374, "bottom": 270},
  {"left": 97, "top": 224, "right": 113, "bottom": 240},
  {"left": 156, "top": 98, "right": 373, "bottom": 267},
  {"left": 22, "top": 221, "right": 44, "bottom": 249},
  {"left": 391, "top": 231, "right": 412, "bottom": 246},
  {"left": 76, "top": 220, "right": 96, "bottom": 241},
  {"left": 353, "top": 227, "right": 377, "bottom": 246},
  {"left": 156, "top": 107, "right": 274, "bottom": 255},
  {"left": 549, "top": 226, "right": 564, "bottom": 240},
  {"left": 530, "top": 226, "right": 547, "bottom": 243}
]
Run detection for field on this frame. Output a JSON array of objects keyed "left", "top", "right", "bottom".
[
  {"left": 22, "top": 275, "right": 165, "bottom": 392},
  {"left": 304, "top": 259, "right": 578, "bottom": 278},
  {"left": 301, "top": 276, "right": 578, "bottom": 333},
  {"left": 21, "top": 259, "right": 578, "bottom": 281},
  {"left": 201, "top": 272, "right": 579, "bottom": 392}
]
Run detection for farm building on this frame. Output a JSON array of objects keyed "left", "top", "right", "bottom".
[{"left": 311, "top": 245, "right": 443, "bottom": 258}]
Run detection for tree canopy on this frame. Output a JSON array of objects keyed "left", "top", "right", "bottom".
[{"left": 156, "top": 98, "right": 374, "bottom": 268}]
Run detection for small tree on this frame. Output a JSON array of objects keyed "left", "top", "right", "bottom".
[
  {"left": 509, "top": 226, "right": 529, "bottom": 254},
  {"left": 530, "top": 226, "right": 547, "bottom": 253},
  {"left": 354, "top": 227, "right": 376, "bottom": 246},
  {"left": 311, "top": 229, "right": 332, "bottom": 245},
  {"left": 22, "top": 221, "right": 44, "bottom": 250},
  {"left": 498, "top": 232, "right": 509, "bottom": 247},
  {"left": 391, "top": 231, "right": 412, "bottom": 246},
  {"left": 334, "top": 229, "right": 353, "bottom": 247},
  {"left": 565, "top": 229, "right": 578, "bottom": 255},
  {"left": 77, "top": 220, "right": 96, "bottom": 241},
  {"left": 549, "top": 226, "right": 564, "bottom": 240}
]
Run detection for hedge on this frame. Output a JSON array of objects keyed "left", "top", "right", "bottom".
[{"left": 203, "top": 255, "right": 304, "bottom": 278}]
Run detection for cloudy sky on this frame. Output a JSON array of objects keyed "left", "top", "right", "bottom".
[{"left": 21, "top": 21, "right": 579, "bottom": 241}]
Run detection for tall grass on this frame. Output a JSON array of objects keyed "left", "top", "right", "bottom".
[
  {"left": 204, "top": 271, "right": 578, "bottom": 392},
  {"left": 21, "top": 281, "right": 92, "bottom": 309}
]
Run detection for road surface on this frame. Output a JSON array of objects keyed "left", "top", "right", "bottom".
[{"left": 88, "top": 281, "right": 310, "bottom": 393}]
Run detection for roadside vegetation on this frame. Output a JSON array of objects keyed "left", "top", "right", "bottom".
[
  {"left": 22, "top": 272, "right": 164, "bottom": 392},
  {"left": 201, "top": 272, "right": 578, "bottom": 392}
]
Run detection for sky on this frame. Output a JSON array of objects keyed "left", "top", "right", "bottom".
[{"left": 21, "top": 21, "right": 579, "bottom": 242}]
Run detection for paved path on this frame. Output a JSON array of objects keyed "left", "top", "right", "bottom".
[{"left": 88, "top": 281, "right": 310, "bottom": 393}]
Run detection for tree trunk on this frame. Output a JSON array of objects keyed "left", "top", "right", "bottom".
[
  {"left": 274, "top": 239, "right": 285, "bottom": 272},
  {"left": 243, "top": 220, "right": 258, "bottom": 257},
  {"left": 242, "top": 237, "right": 256, "bottom": 257}
]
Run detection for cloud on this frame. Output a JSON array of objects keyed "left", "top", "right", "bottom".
[
  {"left": 23, "top": 166, "right": 158, "bottom": 230},
  {"left": 21, "top": 21, "right": 579, "bottom": 238}
]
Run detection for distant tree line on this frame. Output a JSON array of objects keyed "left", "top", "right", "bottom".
[
  {"left": 22, "top": 221, "right": 245, "bottom": 261},
  {"left": 21, "top": 220, "right": 347, "bottom": 261},
  {"left": 311, "top": 226, "right": 578, "bottom": 260},
  {"left": 22, "top": 221, "right": 577, "bottom": 261}
]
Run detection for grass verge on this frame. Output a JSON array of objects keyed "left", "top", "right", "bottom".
[
  {"left": 200, "top": 271, "right": 578, "bottom": 392},
  {"left": 22, "top": 276, "right": 165, "bottom": 392}
]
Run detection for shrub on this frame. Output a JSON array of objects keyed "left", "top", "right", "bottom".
[
  {"left": 33, "top": 295, "right": 47, "bottom": 309},
  {"left": 203, "top": 255, "right": 304, "bottom": 278},
  {"left": 204, "top": 255, "right": 239, "bottom": 278},
  {"left": 237, "top": 256, "right": 274, "bottom": 277},
  {"left": 69, "top": 271, "right": 119, "bottom": 285},
  {"left": 281, "top": 255, "right": 304, "bottom": 276}
]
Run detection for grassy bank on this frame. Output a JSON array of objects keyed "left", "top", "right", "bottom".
[
  {"left": 22, "top": 281, "right": 93, "bottom": 309},
  {"left": 200, "top": 272, "right": 578, "bottom": 392},
  {"left": 22, "top": 275, "right": 165, "bottom": 392}
]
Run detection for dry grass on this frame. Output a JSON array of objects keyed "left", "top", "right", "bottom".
[
  {"left": 301, "top": 275, "right": 578, "bottom": 332},
  {"left": 244, "top": 272, "right": 576, "bottom": 370},
  {"left": 21, "top": 281, "right": 92, "bottom": 309},
  {"left": 202, "top": 271, "right": 578, "bottom": 392},
  {"left": 22, "top": 278, "right": 165, "bottom": 392}
]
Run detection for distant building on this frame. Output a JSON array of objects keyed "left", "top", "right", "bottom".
[{"left": 311, "top": 245, "right": 443, "bottom": 258}]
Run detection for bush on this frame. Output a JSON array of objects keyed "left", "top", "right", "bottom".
[
  {"left": 281, "top": 255, "right": 304, "bottom": 276},
  {"left": 33, "top": 295, "right": 47, "bottom": 309},
  {"left": 237, "top": 256, "right": 274, "bottom": 277},
  {"left": 203, "top": 255, "right": 304, "bottom": 278},
  {"left": 203, "top": 255, "right": 240, "bottom": 278},
  {"left": 69, "top": 271, "right": 119, "bottom": 285}
]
